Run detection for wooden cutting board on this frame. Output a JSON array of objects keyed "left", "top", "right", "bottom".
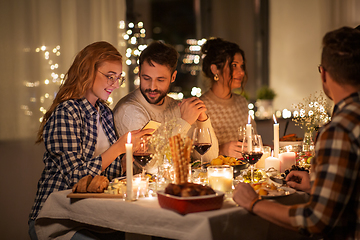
[{"left": 67, "top": 193, "right": 125, "bottom": 199}]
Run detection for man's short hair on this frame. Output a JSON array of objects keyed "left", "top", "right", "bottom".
[
  {"left": 139, "top": 41, "right": 179, "bottom": 74},
  {"left": 321, "top": 26, "right": 360, "bottom": 86}
]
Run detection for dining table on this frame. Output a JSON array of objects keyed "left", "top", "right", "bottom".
[{"left": 34, "top": 187, "right": 317, "bottom": 240}]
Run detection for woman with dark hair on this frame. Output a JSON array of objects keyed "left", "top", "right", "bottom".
[
  {"left": 200, "top": 38, "right": 253, "bottom": 159},
  {"left": 28, "top": 41, "right": 152, "bottom": 239}
]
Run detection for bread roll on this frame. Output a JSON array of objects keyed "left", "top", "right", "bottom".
[
  {"left": 74, "top": 175, "right": 93, "bottom": 193},
  {"left": 87, "top": 175, "right": 109, "bottom": 193}
]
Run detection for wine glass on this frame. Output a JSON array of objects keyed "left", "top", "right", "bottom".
[
  {"left": 238, "top": 125, "right": 255, "bottom": 143},
  {"left": 241, "top": 134, "right": 264, "bottom": 182},
  {"left": 192, "top": 127, "right": 212, "bottom": 167},
  {"left": 238, "top": 126, "right": 246, "bottom": 143},
  {"left": 133, "top": 136, "right": 152, "bottom": 177}
]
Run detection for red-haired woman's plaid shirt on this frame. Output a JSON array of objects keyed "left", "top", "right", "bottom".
[{"left": 29, "top": 98, "right": 123, "bottom": 222}]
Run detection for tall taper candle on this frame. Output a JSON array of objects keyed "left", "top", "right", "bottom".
[
  {"left": 246, "top": 115, "right": 252, "bottom": 152},
  {"left": 273, "top": 114, "right": 279, "bottom": 158},
  {"left": 126, "top": 132, "right": 133, "bottom": 201}
]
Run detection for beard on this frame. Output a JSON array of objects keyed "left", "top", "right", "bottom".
[{"left": 140, "top": 87, "right": 169, "bottom": 105}]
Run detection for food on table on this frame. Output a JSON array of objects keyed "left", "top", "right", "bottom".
[
  {"left": 280, "top": 164, "right": 309, "bottom": 182},
  {"left": 72, "top": 175, "right": 93, "bottom": 193},
  {"left": 241, "top": 169, "right": 266, "bottom": 183},
  {"left": 72, "top": 175, "right": 109, "bottom": 193},
  {"left": 252, "top": 183, "right": 262, "bottom": 191},
  {"left": 258, "top": 188, "right": 268, "bottom": 196},
  {"left": 87, "top": 175, "right": 109, "bottom": 193},
  {"left": 279, "top": 133, "right": 302, "bottom": 141},
  {"left": 169, "top": 134, "right": 193, "bottom": 184},
  {"left": 104, "top": 178, "right": 127, "bottom": 195},
  {"left": 210, "top": 155, "right": 246, "bottom": 166},
  {"left": 191, "top": 160, "right": 202, "bottom": 169},
  {"left": 251, "top": 182, "right": 284, "bottom": 196},
  {"left": 165, "top": 182, "right": 215, "bottom": 197}
]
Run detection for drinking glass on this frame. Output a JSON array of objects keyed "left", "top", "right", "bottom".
[
  {"left": 192, "top": 127, "right": 212, "bottom": 167},
  {"left": 133, "top": 136, "right": 152, "bottom": 177},
  {"left": 238, "top": 126, "right": 246, "bottom": 143},
  {"left": 241, "top": 134, "right": 264, "bottom": 182}
]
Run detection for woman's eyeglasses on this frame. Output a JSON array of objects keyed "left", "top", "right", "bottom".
[{"left": 98, "top": 71, "right": 125, "bottom": 86}]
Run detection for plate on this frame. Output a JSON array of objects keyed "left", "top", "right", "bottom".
[
  {"left": 279, "top": 141, "right": 302, "bottom": 147},
  {"left": 157, "top": 190, "right": 224, "bottom": 215},
  {"left": 258, "top": 187, "right": 296, "bottom": 198}
]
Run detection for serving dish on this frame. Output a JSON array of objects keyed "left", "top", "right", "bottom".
[{"left": 157, "top": 190, "right": 224, "bottom": 215}]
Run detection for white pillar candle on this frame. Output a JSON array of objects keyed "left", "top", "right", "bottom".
[
  {"left": 126, "top": 132, "right": 133, "bottom": 201},
  {"left": 256, "top": 146, "right": 271, "bottom": 169},
  {"left": 246, "top": 115, "right": 252, "bottom": 152},
  {"left": 273, "top": 114, "right": 279, "bottom": 158},
  {"left": 264, "top": 151, "right": 281, "bottom": 172},
  {"left": 279, "top": 152, "right": 296, "bottom": 173}
]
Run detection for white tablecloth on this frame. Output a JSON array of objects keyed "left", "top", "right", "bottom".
[{"left": 35, "top": 189, "right": 313, "bottom": 240}]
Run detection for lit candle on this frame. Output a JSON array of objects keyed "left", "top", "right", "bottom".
[
  {"left": 207, "top": 165, "right": 233, "bottom": 193},
  {"left": 126, "top": 132, "right": 133, "bottom": 201},
  {"left": 256, "top": 146, "right": 271, "bottom": 169},
  {"left": 279, "top": 152, "right": 296, "bottom": 173},
  {"left": 273, "top": 114, "right": 279, "bottom": 158},
  {"left": 132, "top": 175, "right": 149, "bottom": 199},
  {"left": 264, "top": 150, "right": 281, "bottom": 172},
  {"left": 246, "top": 115, "right": 252, "bottom": 152}
]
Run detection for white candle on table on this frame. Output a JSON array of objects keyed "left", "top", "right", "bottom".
[
  {"left": 279, "top": 152, "right": 296, "bottom": 173},
  {"left": 256, "top": 146, "right": 271, "bottom": 169},
  {"left": 207, "top": 166, "right": 233, "bottom": 192},
  {"left": 132, "top": 175, "right": 148, "bottom": 199},
  {"left": 273, "top": 114, "right": 279, "bottom": 158},
  {"left": 126, "top": 132, "right": 133, "bottom": 201},
  {"left": 246, "top": 115, "right": 252, "bottom": 152},
  {"left": 264, "top": 150, "right": 281, "bottom": 172}
]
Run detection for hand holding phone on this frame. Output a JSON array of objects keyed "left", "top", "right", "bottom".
[{"left": 142, "top": 120, "right": 161, "bottom": 135}]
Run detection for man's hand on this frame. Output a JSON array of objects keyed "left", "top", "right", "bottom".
[
  {"left": 286, "top": 170, "right": 311, "bottom": 194},
  {"left": 219, "top": 141, "right": 243, "bottom": 159},
  {"left": 179, "top": 97, "right": 208, "bottom": 125},
  {"left": 233, "top": 182, "right": 258, "bottom": 211}
]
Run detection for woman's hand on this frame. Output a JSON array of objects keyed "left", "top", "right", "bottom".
[
  {"left": 285, "top": 170, "right": 311, "bottom": 194},
  {"left": 233, "top": 182, "right": 258, "bottom": 211},
  {"left": 219, "top": 141, "right": 243, "bottom": 159},
  {"left": 116, "top": 129, "right": 154, "bottom": 154}
]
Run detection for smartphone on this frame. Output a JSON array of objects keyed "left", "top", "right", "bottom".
[{"left": 141, "top": 120, "right": 161, "bottom": 134}]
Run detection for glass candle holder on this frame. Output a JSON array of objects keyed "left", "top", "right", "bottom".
[
  {"left": 207, "top": 165, "right": 233, "bottom": 193},
  {"left": 132, "top": 175, "right": 149, "bottom": 199}
]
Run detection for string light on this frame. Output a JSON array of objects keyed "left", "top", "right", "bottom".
[{"left": 22, "top": 44, "right": 64, "bottom": 121}]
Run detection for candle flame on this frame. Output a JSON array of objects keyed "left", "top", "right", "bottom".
[
  {"left": 127, "top": 132, "right": 131, "bottom": 144},
  {"left": 273, "top": 114, "right": 277, "bottom": 124},
  {"left": 271, "top": 150, "right": 274, "bottom": 157},
  {"left": 248, "top": 114, "right": 251, "bottom": 124}
]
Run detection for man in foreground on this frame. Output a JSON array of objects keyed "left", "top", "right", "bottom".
[
  {"left": 233, "top": 26, "right": 360, "bottom": 239},
  {"left": 113, "top": 41, "right": 218, "bottom": 169}
]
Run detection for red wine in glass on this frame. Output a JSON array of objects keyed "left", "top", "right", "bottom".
[
  {"left": 242, "top": 152, "right": 263, "bottom": 165},
  {"left": 241, "top": 134, "right": 264, "bottom": 182},
  {"left": 192, "top": 127, "right": 212, "bottom": 167},
  {"left": 133, "top": 153, "right": 152, "bottom": 167},
  {"left": 194, "top": 143, "right": 212, "bottom": 155}
]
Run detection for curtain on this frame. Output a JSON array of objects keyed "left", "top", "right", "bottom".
[{"left": 0, "top": 0, "right": 127, "bottom": 140}]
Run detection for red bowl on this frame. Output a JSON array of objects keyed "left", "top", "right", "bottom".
[{"left": 157, "top": 190, "right": 224, "bottom": 215}]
